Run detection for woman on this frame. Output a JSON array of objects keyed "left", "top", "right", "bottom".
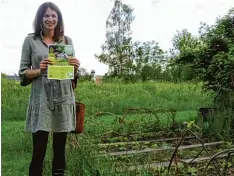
[{"left": 18, "top": 2, "right": 80, "bottom": 176}]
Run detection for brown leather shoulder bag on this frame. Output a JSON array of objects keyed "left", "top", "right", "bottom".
[{"left": 64, "top": 36, "right": 86, "bottom": 134}]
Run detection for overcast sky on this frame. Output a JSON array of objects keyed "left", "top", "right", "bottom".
[{"left": 0, "top": 0, "right": 233, "bottom": 75}]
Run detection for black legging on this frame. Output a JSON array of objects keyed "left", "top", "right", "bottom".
[{"left": 29, "top": 130, "right": 68, "bottom": 176}]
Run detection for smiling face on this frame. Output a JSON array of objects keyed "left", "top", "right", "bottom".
[
  {"left": 42, "top": 8, "right": 58, "bottom": 31},
  {"left": 33, "top": 2, "right": 64, "bottom": 41}
]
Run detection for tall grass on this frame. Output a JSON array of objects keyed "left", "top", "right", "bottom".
[
  {"left": 2, "top": 78, "right": 213, "bottom": 121},
  {"left": 1, "top": 78, "right": 215, "bottom": 175}
]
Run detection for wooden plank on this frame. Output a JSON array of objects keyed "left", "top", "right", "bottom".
[
  {"left": 98, "top": 136, "right": 195, "bottom": 147},
  {"left": 103, "top": 141, "right": 225, "bottom": 156},
  {"left": 127, "top": 152, "right": 234, "bottom": 171}
]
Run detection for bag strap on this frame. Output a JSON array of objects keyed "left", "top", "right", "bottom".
[{"left": 64, "top": 35, "right": 68, "bottom": 45}]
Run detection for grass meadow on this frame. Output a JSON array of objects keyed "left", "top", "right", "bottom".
[{"left": 1, "top": 78, "right": 215, "bottom": 175}]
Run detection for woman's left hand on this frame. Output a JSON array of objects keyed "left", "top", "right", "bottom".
[{"left": 68, "top": 58, "right": 80, "bottom": 73}]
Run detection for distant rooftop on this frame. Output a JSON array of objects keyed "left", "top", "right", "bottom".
[
  {"left": 95, "top": 75, "right": 103, "bottom": 78},
  {"left": 5, "top": 74, "right": 20, "bottom": 80}
]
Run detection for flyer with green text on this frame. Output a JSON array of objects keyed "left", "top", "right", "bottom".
[{"left": 47, "top": 44, "right": 74, "bottom": 80}]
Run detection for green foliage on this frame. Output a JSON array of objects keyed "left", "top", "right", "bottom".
[
  {"left": 1, "top": 72, "right": 6, "bottom": 78},
  {"left": 168, "top": 7, "right": 234, "bottom": 137},
  {"left": 3, "top": 6, "right": 234, "bottom": 176},
  {"left": 172, "top": 7, "right": 234, "bottom": 96},
  {"left": 121, "top": 73, "right": 138, "bottom": 83},
  {"left": 170, "top": 29, "right": 201, "bottom": 58},
  {"left": 2, "top": 78, "right": 232, "bottom": 176},
  {"left": 132, "top": 41, "right": 166, "bottom": 71},
  {"left": 162, "top": 64, "right": 197, "bottom": 82},
  {"left": 132, "top": 40, "right": 167, "bottom": 81},
  {"left": 1, "top": 78, "right": 213, "bottom": 121},
  {"left": 1, "top": 77, "right": 30, "bottom": 121},
  {"left": 77, "top": 67, "right": 93, "bottom": 82},
  {"left": 140, "top": 64, "right": 161, "bottom": 81},
  {"left": 57, "top": 45, "right": 65, "bottom": 53},
  {"left": 209, "top": 108, "right": 234, "bottom": 140},
  {"left": 95, "top": 1, "right": 168, "bottom": 82},
  {"left": 95, "top": 0, "right": 135, "bottom": 75}
]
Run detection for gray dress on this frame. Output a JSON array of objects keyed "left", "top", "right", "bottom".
[{"left": 19, "top": 33, "right": 76, "bottom": 133}]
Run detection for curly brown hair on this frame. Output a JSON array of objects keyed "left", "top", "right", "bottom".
[{"left": 33, "top": 2, "right": 64, "bottom": 41}]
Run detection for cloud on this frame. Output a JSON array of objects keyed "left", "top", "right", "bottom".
[
  {"left": 151, "top": 0, "right": 160, "bottom": 6},
  {"left": 194, "top": 2, "right": 206, "bottom": 12},
  {"left": 1, "top": 0, "right": 234, "bottom": 75},
  {"left": 193, "top": 0, "right": 234, "bottom": 13},
  {"left": 2, "top": 44, "right": 20, "bottom": 50}
]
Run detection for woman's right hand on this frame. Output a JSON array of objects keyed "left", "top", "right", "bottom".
[{"left": 40, "top": 59, "right": 53, "bottom": 71}]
